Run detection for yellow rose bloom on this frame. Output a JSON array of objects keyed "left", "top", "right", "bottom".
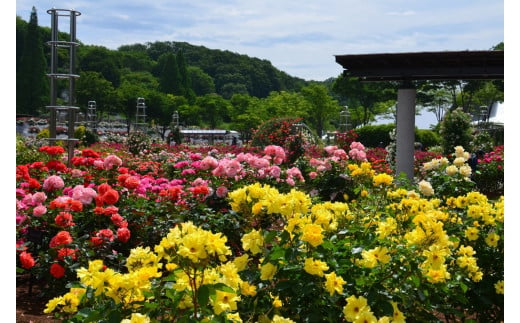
[
  {"left": 324, "top": 271, "right": 346, "bottom": 296},
  {"left": 494, "top": 280, "right": 504, "bottom": 294},
  {"left": 300, "top": 223, "right": 324, "bottom": 247},
  {"left": 271, "top": 293, "right": 283, "bottom": 308},
  {"left": 121, "top": 313, "right": 151, "bottom": 323},
  {"left": 445, "top": 165, "right": 458, "bottom": 176},
  {"left": 241, "top": 229, "right": 264, "bottom": 255},
  {"left": 260, "top": 262, "right": 277, "bottom": 280},
  {"left": 391, "top": 301, "right": 406, "bottom": 323},
  {"left": 303, "top": 257, "right": 329, "bottom": 277},
  {"left": 272, "top": 315, "right": 296, "bottom": 323},
  {"left": 453, "top": 157, "right": 466, "bottom": 167},
  {"left": 485, "top": 232, "right": 500, "bottom": 248},
  {"left": 418, "top": 180, "right": 435, "bottom": 197},
  {"left": 464, "top": 227, "right": 480, "bottom": 241},
  {"left": 343, "top": 295, "right": 370, "bottom": 322},
  {"left": 212, "top": 290, "right": 240, "bottom": 315},
  {"left": 373, "top": 173, "right": 394, "bottom": 186}
]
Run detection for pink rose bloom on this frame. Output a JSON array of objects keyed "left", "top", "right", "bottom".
[
  {"left": 286, "top": 177, "right": 295, "bottom": 186},
  {"left": 324, "top": 145, "right": 338, "bottom": 155},
  {"left": 104, "top": 154, "right": 123, "bottom": 170},
  {"left": 224, "top": 159, "right": 242, "bottom": 177},
  {"left": 268, "top": 165, "right": 282, "bottom": 178},
  {"left": 189, "top": 153, "right": 202, "bottom": 161},
  {"left": 309, "top": 158, "right": 324, "bottom": 167},
  {"left": 22, "top": 194, "right": 34, "bottom": 206},
  {"left": 349, "top": 149, "right": 367, "bottom": 162},
  {"left": 333, "top": 149, "right": 348, "bottom": 160},
  {"left": 350, "top": 141, "right": 365, "bottom": 151},
  {"left": 309, "top": 171, "right": 318, "bottom": 179},
  {"left": 211, "top": 164, "right": 226, "bottom": 177},
  {"left": 71, "top": 185, "right": 97, "bottom": 205},
  {"left": 32, "top": 192, "right": 47, "bottom": 204},
  {"left": 33, "top": 205, "right": 47, "bottom": 217},
  {"left": 43, "top": 175, "right": 65, "bottom": 191},
  {"left": 250, "top": 157, "right": 270, "bottom": 169},
  {"left": 199, "top": 156, "right": 218, "bottom": 170},
  {"left": 181, "top": 168, "right": 197, "bottom": 176},
  {"left": 93, "top": 160, "right": 105, "bottom": 169},
  {"left": 216, "top": 186, "right": 229, "bottom": 198},
  {"left": 70, "top": 169, "right": 83, "bottom": 178}
]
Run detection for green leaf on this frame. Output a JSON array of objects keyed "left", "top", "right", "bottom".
[{"left": 197, "top": 284, "right": 210, "bottom": 306}]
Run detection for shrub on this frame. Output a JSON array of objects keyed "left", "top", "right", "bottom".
[
  {"left": 251, "top": 117, "right": 308, "bottom": 164},
  {"left": 416, "top": 129, "right": 441, "bottom": 149},
  {"left": 355, "top": 124, "right": 394, "bottom": 148},
  {"left": 126, "top": 131, "right": 152, "bottom": 155},
  {"left": 439, "top": 108, "right": 474, "bottom": 155}
]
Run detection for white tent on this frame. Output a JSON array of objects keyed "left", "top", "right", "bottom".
[{"left": 487, "top": 101, "right": 504, "bottom": 126}]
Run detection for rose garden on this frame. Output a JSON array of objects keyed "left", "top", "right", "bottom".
[{"left": 16, "top": 116, "right": 504, "bottom": 322}]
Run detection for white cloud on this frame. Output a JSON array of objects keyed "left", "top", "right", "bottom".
[{"left": 15, "top": 0, "right": 504, "bottom": 81}]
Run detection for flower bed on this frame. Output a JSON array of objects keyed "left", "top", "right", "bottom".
[{"left": 16, "top": 141, "right": 504, "bottom": 322}]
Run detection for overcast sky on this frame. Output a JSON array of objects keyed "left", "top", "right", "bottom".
[{"left": 15, "top": 0, "right": 504, "bottom": 81}]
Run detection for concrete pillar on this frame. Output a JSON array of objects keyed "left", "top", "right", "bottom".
[{"left": 396, "top": 85, "right": 416, "bottom": 180}]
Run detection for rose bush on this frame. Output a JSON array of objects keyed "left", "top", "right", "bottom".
[{"left": 16, "top": 140, "right": 504, "bottom": 322}]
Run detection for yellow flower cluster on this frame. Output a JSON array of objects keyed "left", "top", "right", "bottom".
[
  {"left": 357, "top": 246, "right": 391, "bottom": 268},
  {"left": 155, "top": 221, "right": 232, "bottom": 264},
  {"left": 343, "top": 295, "right": 405, "bottom": 323},
  {"left": 348, "top": 162, "right": 375, "bottom": 178},
  {"left": 228, "top": 183, "right": 312, "bottom": 220}
]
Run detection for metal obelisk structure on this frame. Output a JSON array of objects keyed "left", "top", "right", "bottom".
[{"left": 46, "top": 8, "right": 81, "bottom": 167}]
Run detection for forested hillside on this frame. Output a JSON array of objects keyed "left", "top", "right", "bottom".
[{"left": 16, "top": 8, "right": 504, "bottom": 139}]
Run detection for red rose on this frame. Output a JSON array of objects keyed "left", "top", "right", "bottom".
[
  {"left": 117, "top": 227, "right": 131, "bottom": 243},
  {"left": 49, "top": 231, "right": 73, "bottom": 248},
  {"left": 19, "top": 251, "right": 35, "bottom": 269},
  {"left": 102, "top": 189, "right": 119, "bottom": 205},
  {"left": 50, "top": 263, "right": 65, "bottom": 278}
]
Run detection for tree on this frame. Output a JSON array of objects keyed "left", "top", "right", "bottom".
[
  {"left": 79, "top": 45, "right": 121, "bottom": 87},
  {"left": 76, "top": 71, "right": 119, "bottom": 119},
  {"left": 17, "top": 7, "right": 48, "bottom": 115},
  {"left": 158, "top": 53, "right": 181, "bottom": 95},
  {"left": 332, "top": 75, "right": 396, "bottom": 127},
  {"left": 196, "top": 94, "right": 231, "bottom": 128},
  {"left": 300, "top": 84, "right": 341, "bottom": 137},
  {"left": 188, "top": 66, "right": 216, "bottom": 96}
]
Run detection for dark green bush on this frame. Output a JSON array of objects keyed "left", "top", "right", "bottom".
[
  {"left": 355, "top": 124, "right": 394, "bottom": 148},
  {"left": 415, "top": 129, "right": 441, "bottom": 149}
]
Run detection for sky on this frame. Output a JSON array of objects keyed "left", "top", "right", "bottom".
[{"left": 14, "top": 0, "right": 505, "bottom": 82}]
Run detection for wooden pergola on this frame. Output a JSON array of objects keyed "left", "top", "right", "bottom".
[{"left": 335, "top": 50, "right": 504, "bottom": 179}]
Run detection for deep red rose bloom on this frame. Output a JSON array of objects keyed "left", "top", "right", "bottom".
[
  {"left": 117, "top": 174, "right": 130, "bottom": 186},
  {"left": 102, "top": 189, "right": 119, "bottom": 205},
  {"left": 19, "top": 251, "right": 35, "bottom": 269},
  {"left": 28, "top": 178, "right": 41, "bottom": 190},
  {"left": 123, "top": 176, "right": 140, "bottom": 190},
  {"left": 81, "top": 148, "right": 100, "bottom": 158},
  {"left": 117, "top": 227, "right": 131, "bottom": 243},
  {"left": 50, "top": 263, "right": 65, "bottom": 278},
  {"left": 69, "top": 200, "right": 83, "bottom": 212},
  {"left": 49, "top": 231, "right": 73, "bottom": 248},
  {"left": 97, "top": 183, "right": 112, "bottom": 195},
  {"left": 57, "top": 248, "right": 78, "bottom": 261},
  {"left": 55, "top": 212, "right": 75, "bottom": 227}
]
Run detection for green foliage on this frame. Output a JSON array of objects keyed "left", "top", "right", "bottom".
[
  {"left": 251, "top": 117, "right": 308, "bottom": 164},
  {"left": 355, "top": 124, "right": 395, "bottom": 148},
  {"left": 126, "top": 131, "right": 152, "bottom": 155},
  {"left": 16, "top": 134, "right": 46, "bottom": 165},
  {"left": 439, "top": 107, "right": 474, "bottom": 155},
  {"left": 36, "top": 128, "right": 50, "bottom": 139},
  {"left": 82, "top": 128, "right": 100, "bottom": 147},
  {"left": 415, "top": 129, "right": 441, "bottom": 149},
  {"left": 473, "top": 146, "right": 504, "bottom": 198}
]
